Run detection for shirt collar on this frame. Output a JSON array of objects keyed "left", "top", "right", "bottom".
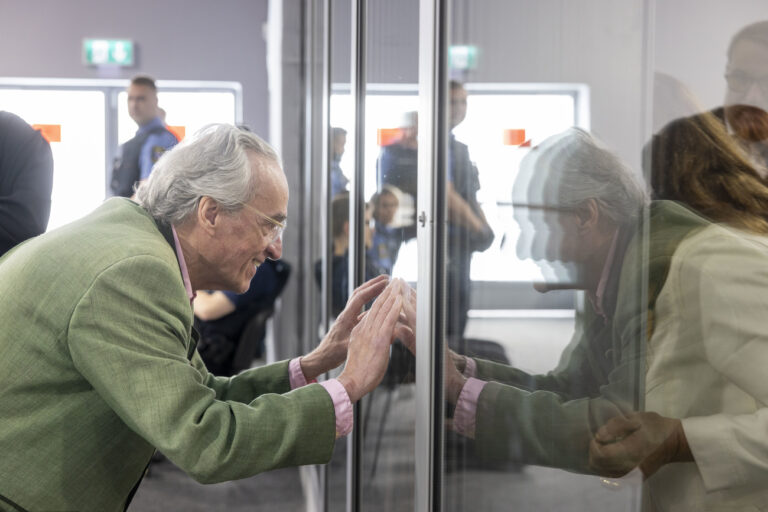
[
  {"left": 171, "top": 224, "right": 196, "bottom": 303},
  {"left": 137, "top": 116, "right": 164, "bottom": 135},
  {"left": 589, "top": 228, "right": 620, "bottom": 319}
]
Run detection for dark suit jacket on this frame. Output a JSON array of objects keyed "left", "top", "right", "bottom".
[{"left": 0, "top": 111, "right": 53, "bottom": 256}]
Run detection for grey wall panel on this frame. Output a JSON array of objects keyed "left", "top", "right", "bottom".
[
  {"left": 448, "top": 0, "right": 648, "bottom": 170},
  {"left": 0, "top": 0, "right": 270, "bottom": 138},
  {"left": 332, "top": 0, "right": 649, "bottom": 171}
]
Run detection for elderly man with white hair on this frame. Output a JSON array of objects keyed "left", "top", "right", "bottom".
[{"left": 0, "top": 124, "right": 406, "bottom": 512}]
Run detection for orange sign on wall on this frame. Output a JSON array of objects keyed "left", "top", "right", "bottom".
[
  {"left": 502, "top": 128, "right": 526, "bottom": 146},
  {"left": 377, "top": 127, "right": 401, "bottom": 147},
  {"left": 32, "top": 124, "right": 61, "bottom": 143},
  {"left": 167, "top": 125, "right": 186, "bottom": 141}
]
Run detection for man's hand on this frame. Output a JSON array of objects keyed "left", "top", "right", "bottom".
[
  {"left": 391, "top": 283, "right": 466, "bottom": 404},
  {"left": 300, "top": 274, "right": 389, "bottom": 381},
  {"left": 588, "top": 412, "right": 692, "bottom": 478},
  {"left": 337, "top": 279, "right": 405, "bottom": 402},
  {"left": 394, "top": 282, "right": 417, "bottom": 353},
  {"left": 444, "top": 348, "right": 467, "bottom": 405}
]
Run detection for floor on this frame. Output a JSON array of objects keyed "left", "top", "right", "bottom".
[{"left": 130, "top": 459, "right": 305, "bottom": 512}]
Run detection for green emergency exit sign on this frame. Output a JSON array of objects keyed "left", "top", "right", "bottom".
[
  {"left": 449, "top": 45, "right": 478, "bottom": 70},
  {"left": 83, "top": 39, "right": 134, "bottom": 67}
]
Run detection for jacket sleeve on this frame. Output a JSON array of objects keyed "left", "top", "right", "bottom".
[
  {"left": 192, "top": 353, "right": 295, "bottom": 402},
  {"left": 67, "top": 255, "right": 336, "bottom": 484},
  {"left": 676, "top": 233, "right": 768, "bottom": 492},
  {"left": 472, "top": 291, "right": 644, "bottom": 472},
  {"left": 472, "top": 325, "right": 638, "bottom": 473}
]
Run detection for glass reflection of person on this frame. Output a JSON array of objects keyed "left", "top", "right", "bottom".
[
  {"left": 403, "top": 128, "right": 768, "bottom": 512},
  {"left": 588, "top": 95, "right": 768, "bottom": 510},
  {"left": 401, "top": 128, "right": 654, "bottom": 474},
  {"left": 367, "top": 186, "right": 415, "bottom": 276}
]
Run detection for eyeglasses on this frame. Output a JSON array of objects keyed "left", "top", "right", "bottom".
[
  {"left": 239, "top": 203, "right": 287, "bottom": 243},
  {"left": 725, "top": 71, "right": 768, "bottom": 96}
]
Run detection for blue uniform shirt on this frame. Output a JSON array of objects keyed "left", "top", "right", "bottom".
[{"left": 137, "top": 117, "right": 179, "bottom": 180}]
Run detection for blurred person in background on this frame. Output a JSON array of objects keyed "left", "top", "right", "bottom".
[
  {"left": 111, "top": 75, "right": 179, "bottom": 197},
  {"left": 331, "top": 126, "right": 350, "bottom": 198},
  {"left": 0, "top": 111, "right": 53, "bottom": 257}
]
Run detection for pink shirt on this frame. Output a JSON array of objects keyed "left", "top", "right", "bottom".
[
  {"left": 288, "top": 359, "right": 353, "bottom": 438},
  {"left": 172, "top": 226, "right": 353, "bottom": 438},
  {"left": 453, "top": 357, "right": 484, "bottom": 438},
  {"left": 171, "top": 225, "right": 196, "bottom": 304}
]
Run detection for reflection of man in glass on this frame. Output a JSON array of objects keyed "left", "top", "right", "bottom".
[
  {"left": 437, "top": 129, "right": 654, "bottom": 473},
  {"left": 398, "top": 127, "right": 768, "bottom": 511}
]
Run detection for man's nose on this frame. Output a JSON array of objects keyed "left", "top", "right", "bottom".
[{"left": 266, "top": 236, "right": 283, "bottom": 260}]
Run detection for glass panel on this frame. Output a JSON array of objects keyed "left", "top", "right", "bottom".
[
  {"left": 324, "top": 0, "right": 353, "bottom": 508},
  {"left": 0, "top": 89, "right": 106, "bottom": 230},
  {"left": 441, "top": 2, "right": 768, "bottom": 512},
  {"left": 440, "top": 1, "right": 650, "bottom": 510},
  {"left": 356, "top": 2, "right": 420, "bottom": 511}
]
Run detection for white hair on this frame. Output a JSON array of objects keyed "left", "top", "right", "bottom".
[
  {"left": 135, "top": 124, "right": 280, "bottom": 224},
  {"left": 516, "top": 128, "right": 648, "bottom": 224}
]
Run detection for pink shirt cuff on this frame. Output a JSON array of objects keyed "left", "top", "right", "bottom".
[
  {"left": 288, "top": 358, "right": 352, "bottom": 438},
  {"left": 463, "top": 356, "right": 477, "bottom": 378},
  {"left": 288, "top": 357, "right": 308, "bottom": 389},
  {"left": 452, "top": 377, "right": 486, "bottom": 439},
  {"left": 319, "top": 378, "right": 353, "bottom": 438}
]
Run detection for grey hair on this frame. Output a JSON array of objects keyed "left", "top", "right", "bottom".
[
  {"left": 135, "top": 124, "right": 280, "bottom": 224},
  {"left": 519, "top": 128, "right": 648, "bottom": 224}
]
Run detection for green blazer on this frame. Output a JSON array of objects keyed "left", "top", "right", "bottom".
[
  {"left": 470, "top": 201, "right": 709, "bottom": 473},
  {"left": 0, "top": 198, "right": 336, "bottom": 512}
]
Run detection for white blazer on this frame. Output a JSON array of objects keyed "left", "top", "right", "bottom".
[{"left": 645, "top": 223, "right": 768, "bottom": 511}]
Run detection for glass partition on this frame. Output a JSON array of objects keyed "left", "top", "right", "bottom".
[
  {"left": 439, "top": 1, "right": 650, "bottom": 510},
  {"left": 356, "top": 1, "right": 420, "bottom": 510}
]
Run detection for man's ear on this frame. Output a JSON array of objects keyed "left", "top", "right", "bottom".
[
  {"left": 574, "top": 198, "right": 600, "bottom": 230},
  {"left": 197, "top": 196, "right": 221, "bottom": 235}
]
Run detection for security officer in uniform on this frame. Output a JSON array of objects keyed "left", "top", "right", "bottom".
[{"left": 111, "top": 75, "right": 179, "bottom": 197}]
